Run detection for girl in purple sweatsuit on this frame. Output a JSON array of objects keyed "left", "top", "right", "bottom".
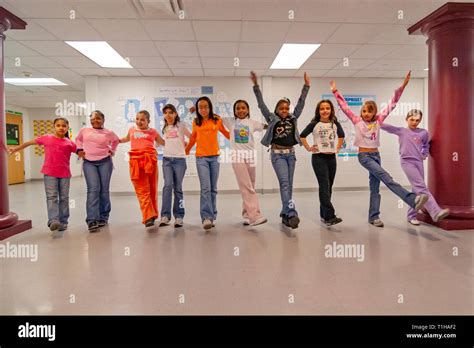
[{"left": 381, "top": 109, "right": 449, "bottom": 225}]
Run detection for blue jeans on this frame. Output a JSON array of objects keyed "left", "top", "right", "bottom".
[
  {"left": 271, "top": 151, "right": 297, "bottom": 218},
  {"left": 44, "top": 175, "right": 71, "bottom": 226},
  {"left": 83, "top": 156, "right": 113, "bottom": 224},
  {"left": 358, "top": 152, "right": 416, "bottom": 222},
  {"left": 196, "top": 156, "right": 219, "bottom": 222},
  {"left": 161, "top": 157, "right": 187, "bottom": 219}
]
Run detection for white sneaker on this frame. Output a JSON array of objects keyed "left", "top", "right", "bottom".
[
  {"left": 434, "top": 208, "right": 450, "bottom": 222},
  {"left": 250, "top": 217, "right": 268, "bottom": 226},
  {"left": 414, "top": 194, "right": 429, "bottom": 210},
  {"left": 203, "top": 219, "right": 213, "bottom": 230},
  {"left": 243, "top": 218, "right": 250, "bottom": 225},
  {"left": 159, "top": 216, "right": 170, "bottom": 227},
  {"left": 408, "top": 219, "right": 420, "bottom": 225},
  {"left": 174, "top": 218, "right": 183, "bottom": 227},
  {"left": 369, "top": 219, "right": 384, "bottom": 227}
]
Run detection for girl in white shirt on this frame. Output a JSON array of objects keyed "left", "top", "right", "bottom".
[
  {"left": 159, "top": 104, "right": 191, "bottom": 228},
  {"left": 222, "top": 100, "right": 268, "bottom": 226}
]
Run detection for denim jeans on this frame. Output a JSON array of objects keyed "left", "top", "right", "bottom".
[
  {"left": 83, "top": 156, "right": 113, "bottom": 224},
  {"left": 44, "top": 175, "right": 71, "bottom": 226},
  {"left": 270, "top": 151, "right": 297, "bottom": 218},
  {"left": 312, "top": 153, "right": 337, "bottom": 221},
  {"left": 196, "top": 156, "right": 220, "bottom": 222},
  {"left": 358, "top": 152, "right": 416, "bottom": 222},
  {"left": 161, "top": 157, "right": 187, "bottom": 219}
]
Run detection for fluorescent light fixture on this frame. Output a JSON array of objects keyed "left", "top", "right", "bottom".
[
  {"left": 65, "top": 41, "right": 132, "bottom": 68},
  {"left": 5, "top": 78, "right": 67, "bottom": 86},
  {"left": 424, "top": 68, "right": 429, "bottom": 71},
  {"left": 270, "top": 43, "right": 321, "bottom": 69}
]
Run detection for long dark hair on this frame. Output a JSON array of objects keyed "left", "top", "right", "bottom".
[
  {"left": 312, "top": 99, "right": 337, "bottom": 124},
  {"left": 162, "top": 106, "right": 181, "bottom": 134},
  {"left": 233, "top": 99, "right": 250, "bottom": 119},
  {"left": 53, "top": 117, "right": 70, "bottom": 139},
  {"left": 195, "top": 96, "right": 219, "bottom": 126}
]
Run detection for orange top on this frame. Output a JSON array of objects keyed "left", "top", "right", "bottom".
[{"left": 185, "top": 117, "right": 230, "bottom": 157}]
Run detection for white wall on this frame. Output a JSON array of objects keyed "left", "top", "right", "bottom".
[{"left": 87, "top": 76, "right": 425, "bottom": 193}]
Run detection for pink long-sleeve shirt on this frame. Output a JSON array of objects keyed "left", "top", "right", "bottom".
[
  {"left": 75, "top": 127, "right": 120, "bottom": 161},
  {"left": 333, "top": 86, "right": 405, "bottom": 149}
]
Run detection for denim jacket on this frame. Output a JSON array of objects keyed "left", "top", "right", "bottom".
[{"left": 253, "top": 84, "right": 310, "bottom": 147}]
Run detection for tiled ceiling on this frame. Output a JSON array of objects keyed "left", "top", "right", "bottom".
[{"left": 0, "top": 0, "right": 468, "bottom": 108}]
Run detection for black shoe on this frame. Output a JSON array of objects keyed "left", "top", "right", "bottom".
[
  {"left": 97, "top": 220, "right": 108, "bottom": 228},
  {"left": 88, "top": 221, "right": 100, "bottom": 232},
  {"left": 282, "top": 215, "right": 289, "bottom": 226},
  {"left": 325, "top": 216, "right": 343, "bottom": 226},
  {"left": 288, "top": 216, "right": 300, "bottom": 229},
  {"left": 145, "top": 218, "right": 155, "bottom": 227}
]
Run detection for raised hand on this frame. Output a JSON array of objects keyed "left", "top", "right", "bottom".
[
  {"left": 250, "top": 71, "right": 258, "bottom": 86},
  {"left": 330, "top": 80, "right": 337, "bottom": 92},
  {"left": 304, "top": 72, "right": 310, "bottom": 86},
  {"left": 402, "top": 70, "right": 411, "bottom": 88}
]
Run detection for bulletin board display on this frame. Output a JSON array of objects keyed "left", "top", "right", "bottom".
[{"left": 33, "top": 120, "right": 54, "bottom": 156}]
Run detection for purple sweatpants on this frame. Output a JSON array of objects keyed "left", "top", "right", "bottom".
[{"left": 401, "top": 158, "right": 442, "bottom": 220}]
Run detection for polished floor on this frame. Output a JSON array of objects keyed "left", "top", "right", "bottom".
[{"left": 1, "top": 178, "right": 472, "bottom": 315}]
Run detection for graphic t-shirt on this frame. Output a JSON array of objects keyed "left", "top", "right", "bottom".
[
  {"left": 272, "top": 118, "right": 297, "bottom": 147},
  {"left": 128, "top": 127, "right": 159, "bottom": 150},
  {"left": 163, "top": 122, "right": 191, "bottom": 158}
]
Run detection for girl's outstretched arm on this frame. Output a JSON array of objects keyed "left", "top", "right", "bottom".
[
  {"left": 119, "top": 130, "right": 130, "bottom": 143},
  {"left": 293, "top": 72, "right": 311, "bottom": 118},
  {"left": 8, "top": 140, "right": 36, "bottom": 155},
  {"left": 330, "top": 80, "right": 359, "bottom": 125},
  {"left": 378, "top": 71, "right": 411, "bottom": 124},
  {"left": 251, "top": 71, "right": 272, "bottom": 123},
  {"left": 380, "top": 123, "right": 403, "bottom": 135}
]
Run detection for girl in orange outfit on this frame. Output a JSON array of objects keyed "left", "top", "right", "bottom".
[
  {"left": 185, "top": 97, "right": 230, "bottom": 230},
  {"left": 120, "top": 110, "right": 165, "bottom": 227}
]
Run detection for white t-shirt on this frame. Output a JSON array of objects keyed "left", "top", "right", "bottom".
[
  {"left": 223, "top": 117, "right": 264, "bottom": 151},
  {"left": 163, "top": 122, "right": 191, "bottom": 158},
  {"left": 312, "top": 122, "right": 344, "bottom": 154}
]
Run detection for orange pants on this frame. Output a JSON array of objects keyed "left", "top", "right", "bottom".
[{"left": 129, "top": 149, "right": 159, "bottom": 224}]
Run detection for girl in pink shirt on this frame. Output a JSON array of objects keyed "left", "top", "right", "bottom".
[
  {"left": 76, "top": 110, "right": 120, "bottom": 232},
  {"left": 9, "top": 117, "right": 77, "bottom": 234},
  {"left": 331, "top": 71, "right": 428, "bottom": 227}
]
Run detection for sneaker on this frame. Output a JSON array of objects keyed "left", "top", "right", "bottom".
[
  {"left": 159, "top": 216, "right": 171, "bottom": 227},
  {"left": 408, "top": 219, "right": 420, "bottom": 226},
  {"left": 58, "top": 224, "right": 68, "bottom": 231},
  {"left": 88, "top": 221, "right": 100, "bottom": 232},
  {"left": 97, "top": 220, "right": 108, "bottom": 228},
  {"left": 434, "top": 208, "right": 450, "bottom": 222},
  {"left": 250, "top": 217, "right": 268, "bottom": 226},
  {"left": 288, "top": 216, "right": 300, "bottom": 229},
  {"left": 174, "top": 218, "right": 184, "bottom": 227},
  {"left": 369, "top": 219, "right": 384, "bottom": 227},
  {"left": 325, "top": 216, "right": 343, "bottom": 226},
  {"left": 414, "top": 194, "right": 429, "bottom": 210},
  {"left": 243, "top": 218, "right": 250, "bottom": 226},
  {"left": 145, "top": 218, "right": 155, "bottom": 227},
  {"left": 203, "top": 219, "right": 213, "bottom": 230},
  {"left": 49, "top": 220, "right": 61, "bottom": 232}
]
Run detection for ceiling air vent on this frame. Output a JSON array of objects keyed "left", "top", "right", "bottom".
[{"left": 128, "top": 0, "right": 185, "bottom": 18}]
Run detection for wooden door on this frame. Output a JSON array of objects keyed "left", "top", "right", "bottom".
[{"left": 6, "top": 113, "right": 25, "bottom": 184}]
